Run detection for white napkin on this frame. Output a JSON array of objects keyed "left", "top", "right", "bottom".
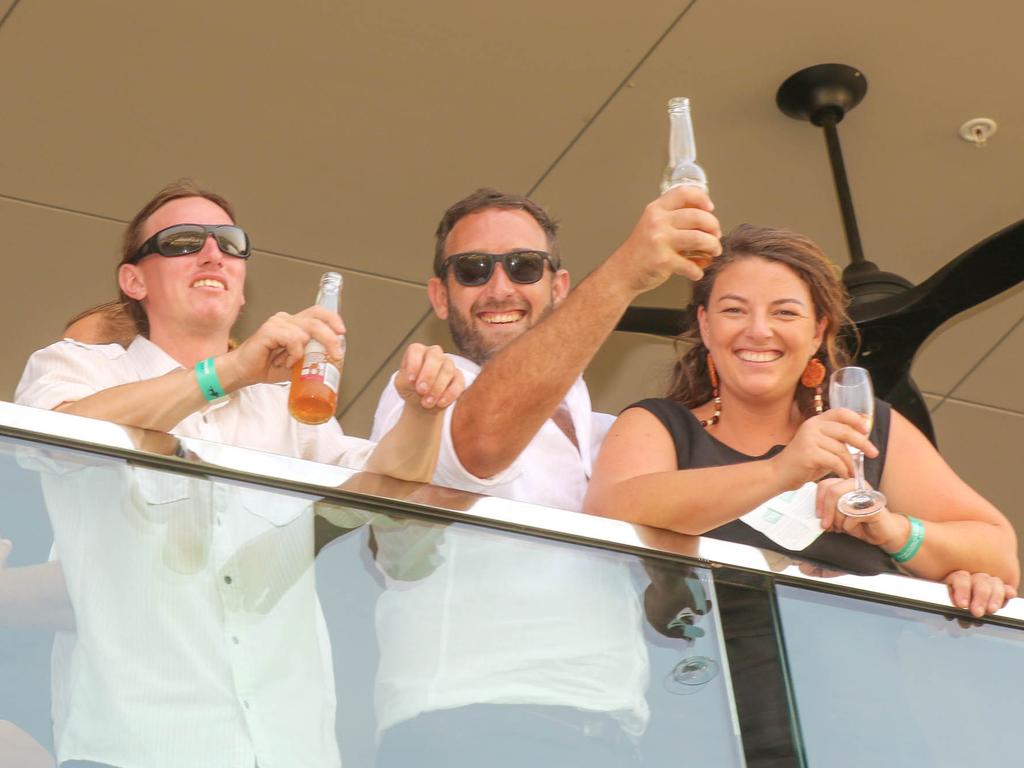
[{"left": 740, "top": 482, "right": 825, "bottom": 551}]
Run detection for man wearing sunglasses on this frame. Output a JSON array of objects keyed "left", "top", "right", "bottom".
[
  {"left": 18, "top": 180, "right": 460, "bottom": 475},
  {"left": 13, "top": 180, "right": 463, "bottom": 768},
  {"left": 374, "top": 184, "right": 719, "bottom": 507},
  {"left": 369, "top": 186, "right": 720, "bottom": 766}
]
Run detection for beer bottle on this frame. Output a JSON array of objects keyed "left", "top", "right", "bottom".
[
  {"left": 288, "top": 272, "right": 344, "bottom": 424},
  {"left": 661, "top": 96, "right": 708, "bottom": 194},
  {"left": 661, "top": 96, "right": 711, "bottom": 269}
]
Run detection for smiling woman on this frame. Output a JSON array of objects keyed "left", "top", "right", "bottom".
[{"left": 584, "top": 224, "right": 1018, "bottom": 614}]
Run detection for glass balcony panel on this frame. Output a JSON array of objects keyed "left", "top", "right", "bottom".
[
  {"left": 0, "top": 425, "right": 745, "bottom": 767},
  {"left": 776, "top": 584, "right": 1024, "bottom": 767}
]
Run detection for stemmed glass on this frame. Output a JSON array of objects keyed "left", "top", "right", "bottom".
[{"left": 828, "top": 366, "right": 887, "bottom": 516}]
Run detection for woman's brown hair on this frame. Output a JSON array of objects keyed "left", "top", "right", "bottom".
[{"left": 666, "top": 224, "right": 857, "bottom": 417}]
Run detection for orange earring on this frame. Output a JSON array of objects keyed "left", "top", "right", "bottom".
[
  {"left": 702, "top": 354, "right": 722, "bottom": 428},
  {"left": 802, "top": 357, "right": 826, "bottom": 414},
  {"left": 707, "top": 354, "right": 719, "bottom": 389}
]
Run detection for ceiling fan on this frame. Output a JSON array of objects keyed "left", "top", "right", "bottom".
[{"left": 616, "top": 63, "right": 1024, "bottom": 444}]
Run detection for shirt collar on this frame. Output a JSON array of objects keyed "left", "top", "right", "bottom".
[
  {"left": 126, "top": 336, "right": 235, "bottom": 413},
  {"left": 126, "top": 336, "right": 185, "bottom": 377}
]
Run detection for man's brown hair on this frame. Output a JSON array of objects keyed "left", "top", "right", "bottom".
[{"left": 432, "top": 188, "right": 560, "bottom": 278}]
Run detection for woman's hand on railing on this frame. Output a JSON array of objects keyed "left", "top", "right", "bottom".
[{"left": 945, "top": 570, "right": 1016, "bottom": 618}]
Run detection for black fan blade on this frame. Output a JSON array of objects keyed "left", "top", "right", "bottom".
[
  {"left": 850, "top": 218, "right": 1024, "bottom": 399},
  {"left": 882, "top": 373, "right": 936, "bottom": 446},
  {"left": 851, "top": 218, "right": 1024, "bottom": 328},
  {"left": 616, "top": 306, "right": 686, "bottom": 336}
]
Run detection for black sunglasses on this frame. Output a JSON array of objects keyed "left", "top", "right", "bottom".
[
  {"left": 130, "top": 224, "right": 252, "bottom": 265},
  {"left": 438, "top": 250, "right": 559, "bottom": 287}
]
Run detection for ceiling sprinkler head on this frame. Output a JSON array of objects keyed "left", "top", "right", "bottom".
[{"left": 959, "top": 117, "right": 997, "bottom": 147}]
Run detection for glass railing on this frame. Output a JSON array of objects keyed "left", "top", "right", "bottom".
[{"left": 1, "top": 400, "right": 1020, "bottom": 768}]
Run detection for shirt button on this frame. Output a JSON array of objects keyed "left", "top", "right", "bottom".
[
  {"left": 243, "top": 700, "right": 250, "bottom": 709},
  {"left": 224, "top": 575, "right": 233, "bottom": 585},
  {"left": 232, "top": 636, "right": 240, "bottom": 645}
]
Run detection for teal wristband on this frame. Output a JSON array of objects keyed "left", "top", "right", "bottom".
[
  {"left": 887, "top": 515, "right": 925, "bottom": 563},
  {"left": 195, "top": 357, "right": 226, "bottom": 402}
]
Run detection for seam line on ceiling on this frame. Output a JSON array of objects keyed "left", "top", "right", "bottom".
[
  {"left": 0, "top": 192, "right": 427, "bottom": 288},
  {"left": 0, "top": 192, "right": 126, "bottom": 225},
  {"left": 930, "top": 312, "right": 1023, "bottom": 414},
  {"left": 254, "top": 248, "right": 427, "bottom": 288},
  {"left": 527, "top": 0, "right": 700, "bottom": 197},
  {"left": 339, "top": 307, "right": 435, "bottom": 420},
  {"left": 0, "top": 0, "right": 23, "bottom": 32},
  {"left": 933, "top": 395, "right": 1024, "bottom": 419}
]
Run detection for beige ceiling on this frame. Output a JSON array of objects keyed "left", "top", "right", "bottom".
[{"left": 1, "top": 1, "right": 1021, "bottom": 557}]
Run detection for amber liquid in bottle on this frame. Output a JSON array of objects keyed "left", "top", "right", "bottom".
[
  {"left": 661, "top": 96, "right": 712, "bottom": 270},
  {"left": 288, "top": 272, "right": 344, "bottom": 425}
]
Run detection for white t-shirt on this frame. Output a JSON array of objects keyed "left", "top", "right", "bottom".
[
  {"left": 15, "top": 337, "right": 375, "bottom": 768},
  {"left": 370, "top": 354, "right": 649, "bottom": 738}
]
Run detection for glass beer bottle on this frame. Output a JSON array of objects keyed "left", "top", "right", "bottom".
[
  {"left": 288, "top": 271, "right": 344, "bottom": 425},
  {"left": 661, "top": 97, "right": 713, "bottom": 270},
  {"left": 661, "top": 96, "right": 708, "bottom": 194}
]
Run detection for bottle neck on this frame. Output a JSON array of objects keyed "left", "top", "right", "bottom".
[
  {"left": 315, "top": 272, "right": 343, "bottom": 312},
  {"left": 668, "top": 107, "right": 698, "bottom": 165}
]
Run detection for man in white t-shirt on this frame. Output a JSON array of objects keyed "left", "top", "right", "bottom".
[
  {"left": 13, "top": 179, "right": 463, "bottom": 768},
  {"left": 370, "top": 186, "right": 721, "bottom": 767}
]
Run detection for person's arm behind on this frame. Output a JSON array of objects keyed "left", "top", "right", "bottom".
[{"left": 365, "top": 344, "right": 464, "bottom": 483}]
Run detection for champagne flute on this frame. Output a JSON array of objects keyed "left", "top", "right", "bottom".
[{"left": 828, "top": 366, "right": 887, "bottom": 516}]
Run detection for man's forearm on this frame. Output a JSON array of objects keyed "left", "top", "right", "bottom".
[
  {"left": 451, "top": 258, "right": 636, "bottom": 478},
  {"left": 366, "top": 404, "right": 445, "bottom": 483},
  {"left": 57, "top": 353, "right": 250, "bottom": 433},
  {"left": 58, "top": 368, "right": 210, "bottom": 432}
]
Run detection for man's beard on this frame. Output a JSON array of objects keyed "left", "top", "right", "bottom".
[{"left": 447, "top": 294, "right": 555, "bottom": 365}]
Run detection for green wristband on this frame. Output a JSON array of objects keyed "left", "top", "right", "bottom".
[
  {"left": 195, "top": 357, "right": 226, "bottom": 402},
  {"left": 887, "top": 515, "right": 925, "bottom": 563}
]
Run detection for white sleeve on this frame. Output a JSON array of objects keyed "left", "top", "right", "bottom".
[
  {"left": 590, "top": 411, "right": 616, "bottom": 459},
  {"left": 370, "top": 369, "right": 523, "bottom": 490},
  {"left": 15, "top": 341, "right": 126, "bottom": 411},
  {"left": 370, "top": 372, "right": 406, "bottom": 442}
]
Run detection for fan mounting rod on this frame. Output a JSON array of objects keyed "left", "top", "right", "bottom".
[{"left": 777, "top": 64, "right": 869, "bottom": 268}]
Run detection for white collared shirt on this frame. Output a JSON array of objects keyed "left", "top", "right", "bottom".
[
  {"left": 369, "top": 354, "right": 649, "bottom": 738},
  {"left": 371, "top": 354, "right": 613, "bottom": 511},
  {"left": 14, "top": 337, "right": 374, "bottom": 768}
]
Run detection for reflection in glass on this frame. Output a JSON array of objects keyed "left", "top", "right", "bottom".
[
  {"left": 358, "top": 518, "right": 742, "bottom": 767},
  {"left": 5, "top": 436, "right": 347, "bottom": 768},
  {"left": 650, "top": 570, "right": 722, "bottom": 697},
  {"left": 370, "top": 522, "right": 649, "bottom": 767},
  {"left": 3, "top": 425, "right": 751, "bottom": 767},
  {"left": 664, "top": 656, "right": 720, "bottom": 696}
]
